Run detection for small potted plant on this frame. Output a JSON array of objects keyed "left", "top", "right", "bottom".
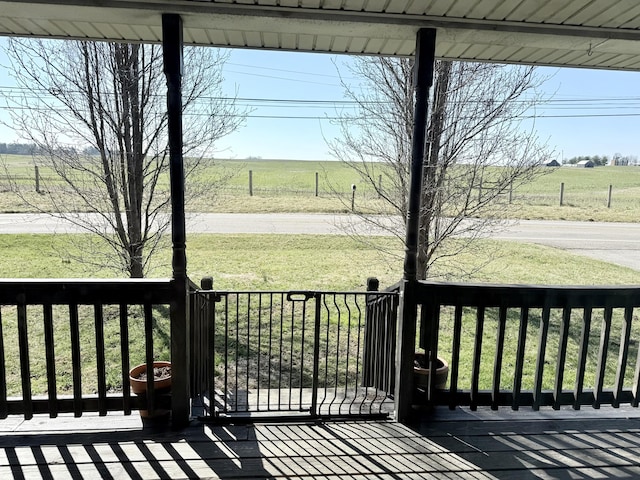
[
  {"left": 413, "top": 352, "right": 449, "bottom": 390},
  {"left": 129, "top": 360, "right": 171, "bottom": 418}
]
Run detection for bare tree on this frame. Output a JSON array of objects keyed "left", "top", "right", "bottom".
[
  {"left": 330, "top": 58, "right": 553, "bottom": 279},
  {"left": 3, "top": 39, "right": 243, "bottom": 277}
]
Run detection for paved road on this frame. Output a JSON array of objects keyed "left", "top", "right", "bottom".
[{"left": 1, "top": 213, "right": 638, "bottom": 270}]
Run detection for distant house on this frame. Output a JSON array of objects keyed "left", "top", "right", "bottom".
[
  {"left": 543, "top": 159, "right": 560, "bottom": 167},
  {"left": 576, "top": 160, "right": 595, "bottom": 168}
]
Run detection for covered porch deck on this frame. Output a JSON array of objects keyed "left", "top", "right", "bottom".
[
  {"left": 1, "top": 2, "right": 640, "bottom": 478},
  {"left": 3, "top": 406, "right": 640, "bottom": 479}
]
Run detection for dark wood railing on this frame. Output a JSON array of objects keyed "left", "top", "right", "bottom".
[
  {"left": 416, "top": 281, "right": 640, "bottom": 410},
  {"left": 0, "top": 279, "right": 174, "bottom": 419}
]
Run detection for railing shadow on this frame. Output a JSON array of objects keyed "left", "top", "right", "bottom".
[
  {"left": 0, "top": 415, "right": 273, "bottom": 479},
  {"left": 411, "top": 406, "right": 640, "bottom": 479},
  {"left": 5, "top": 410, "right": 640, "bottom": 479}
]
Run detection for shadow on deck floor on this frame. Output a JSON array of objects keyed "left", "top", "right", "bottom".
[{"left": 2, "top": 406, "right": 640, "bottom": 479}]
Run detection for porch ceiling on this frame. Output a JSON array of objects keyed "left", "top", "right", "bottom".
[{"left": 1, "top": 1, "right": 640, "bottom": 71}]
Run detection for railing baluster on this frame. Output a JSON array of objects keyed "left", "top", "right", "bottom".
[
  {"left": 310, "top": 293, "right": 321, "bottom": 417},
  {"left": 144, "top": 303, "right": 155, "bottom": 416},
  {"left": 574, "top": 305, "right": 592, "bottom": 410},
  {"left": 94, "top": 304, "right": 107, "bottom": 416},
  {"left": 69, "top": 303, "right": 82, "bottom": 417},
  {"left": 235, "top": 295, "right": 240, "bottom": 411},
  {"left": 613, "top": 306, "right": 633, "bottom": 408},
  {"left": 449, "top": 305, "right": 463, "bottom": 411},
  {"left": 119, "top": 304, "right": 131, "bottom": 415},
  {"left": 330, "top": 294, "right": 341, "bottom": 413},
  {"left": 288, "top": 298, "right": 295, "bottom": 411},
  {"left": 277, "top": 294, "right": 284, "bottom": 410},
  {"left": 594, "top": 306, "right": 613, "bottom": 409},
  {"left": 299, "top": 297, "right": 307, "bottom": 410},
  {"left": 352, "top": 296, "right": 363, "bottom": 414},
  {"left": 246, "top": 294, "right": 251, "bottom": 411},
  {"left": 223, "top": 295, "right": 229, "bottom": 413},
  {"left": 43, "top": 304, "right": 57, "bottom": 418},
  {"left": 427, "top": 303, "right": 441, "bottom": 404},
  {"left": 0, "top": 308, "right": 6, "bottom": 419},
  {"left": 553, "top": 306, "right": 572, "bottom": 410},
  {"left": 512, "top": 307, "right": 529, "bottom": 411},
  {"left": 17, "top": 302, "right": 32, "bottom": 420},
  {"left": 388, "top": 295, "right": 398, "bottom": 394},
  {"left": 257, "top": 293, "right": 262, "bottom": 411},
  {"left": 633, "top": 308, "right": 640, "bottom": 407},
  {"left": 470, "top": 306, "right": 485, "bottom": 411},
  {"left": 320, "top": 295, "right": 331, "bottom": 412},
  {"left": 267, "top": 293, "right": 273, "bottom": 411},
  {"left": 342, "top": 295, "right": 352, "bottom": 412},
  {"left": 533, "top": 304, "right": 551, "bottom": 411},
  {"left": 492, "top": 306, "right": 507, "bottom": 410}
]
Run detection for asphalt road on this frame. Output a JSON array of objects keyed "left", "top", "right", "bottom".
[{"left": 1, "top": 213, "right": 638, "bottom": 271}]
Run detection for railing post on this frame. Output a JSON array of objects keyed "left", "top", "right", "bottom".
[{"left": 163, "top": 12, "right": 190, "bottom": 429}]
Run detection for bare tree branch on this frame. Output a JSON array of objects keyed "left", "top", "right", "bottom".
[
  {"left": 3, "top": 39, "right": 245, "bottom": 277},
  {"left": 330, "top": 58, "right": 554, "bottom": 280}
]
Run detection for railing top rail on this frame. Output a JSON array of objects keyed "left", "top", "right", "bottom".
[
  {"left": 0, "top": 278, "right": 174, "bottom": 304},
  {"left": 417, "top": 280, "right": 640, "bottom": 308},
  {"left": 192, "top": 289, "right": 399, "bottom": 297}
]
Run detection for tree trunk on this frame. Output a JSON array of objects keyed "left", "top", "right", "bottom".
[{"left": 417, "top": 61, "right": 452, "bottom": 279}]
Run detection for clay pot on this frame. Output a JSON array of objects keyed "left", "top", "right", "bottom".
[
  {"left": 129, "top": 361, "right": 171, "bottom": 418},
  {"left": 413, "top": 353, "right": 449, "bottom": 390}
]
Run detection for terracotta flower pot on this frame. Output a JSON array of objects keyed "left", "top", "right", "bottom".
[
  {"left": 129, "top": 361, "right": 172, "bottom": 418},
  {"left": 413, "top": 353, "right": 449, "bottom": 390}
]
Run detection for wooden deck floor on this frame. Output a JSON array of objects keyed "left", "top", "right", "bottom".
[{"left": 2, "top": 406, "right": 640, "bottom": 479}]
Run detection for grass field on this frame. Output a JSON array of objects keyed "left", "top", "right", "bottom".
[
  {"left": 3, "top": 154, "right": 640, "bottom": 220},
  {"left": 1, "top": 233, "right": 638, "bottom": 289}
]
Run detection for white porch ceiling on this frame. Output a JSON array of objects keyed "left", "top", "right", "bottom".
[{"left": 1, "top": 1, "right": 640, "bottom": 70}]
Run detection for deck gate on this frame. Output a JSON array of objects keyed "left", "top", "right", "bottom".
[{"left": 190, "top": 287, "right": 398, "bottom": 420}]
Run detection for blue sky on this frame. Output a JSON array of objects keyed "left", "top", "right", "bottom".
[
  {"left": 220, "top": 50, "right": 640, "bottom": 162},
  {"left": 1, "top": 41, "right": 639, "bottom": 161}
]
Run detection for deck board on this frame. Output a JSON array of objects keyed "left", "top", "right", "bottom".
[{"left": 3, "top": 407, "right": 640, "bottom": 478}]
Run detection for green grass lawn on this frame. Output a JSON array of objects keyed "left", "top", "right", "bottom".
[{"left": 1, "top": 233, "right": 638, "bottom": 289}]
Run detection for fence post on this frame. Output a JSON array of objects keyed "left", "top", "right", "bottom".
[
  {"left": 315, "top": 172, "right": 319, "bottom": 197},
  {"left": 249, "top": 170, "right": 253, "bottom": 196},
  {"left": 559, "top": 182, "right": 564, "bottom": 206},
  {"left": 35, "top": 165, "right": 40, "bottom": 193},
  {"left": 351, "top": 184, "right": 356, "bottom": 212},
  {"left": 508, "top": 183, "right": 513, "bottom": 204},
  {"left": 378, "top": 174, "right": 382, "bottom": 197},
  {"left": 478, "top": 178, "right": 483, "bottom": 203},
  {"left": 607, "top": 184, "right": 613, "bottom": 208}
]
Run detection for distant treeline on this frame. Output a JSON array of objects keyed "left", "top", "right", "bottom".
[
  {"left": 0, "top": 143, "right": 99, "bottom": 156},
  {"left": 0, "top": 143, "right": 41, "bottom": 155}
]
